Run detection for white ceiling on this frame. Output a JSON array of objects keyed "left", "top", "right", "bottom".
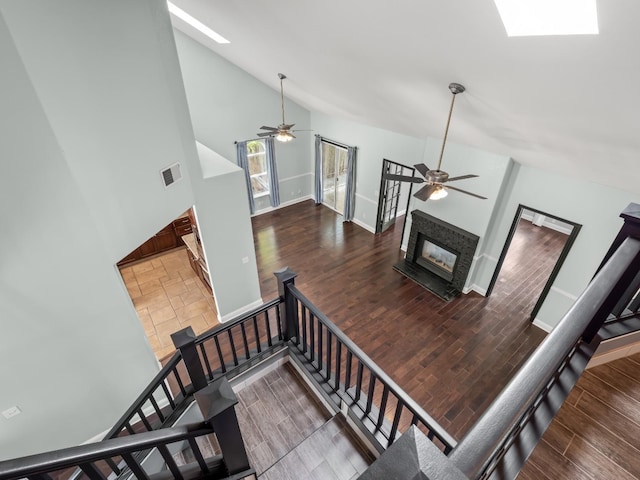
[{"left": 170, "top": 0, "right": 640, "bottom": 194}]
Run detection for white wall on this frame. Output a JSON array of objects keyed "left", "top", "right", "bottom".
[
  {"left": 0, "top": 0, "right": 200, "bottom": 459},
  {"left": 194, "top": 143, "right": 263, "bottom": 317},
  {"left": 174, "top": 31, "right": 314, "bottom": 214}
]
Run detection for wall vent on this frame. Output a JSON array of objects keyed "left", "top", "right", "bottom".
[{"left": 161, "top": 163, "right": 182, "bottom": 188}]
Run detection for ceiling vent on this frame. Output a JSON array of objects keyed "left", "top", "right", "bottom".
[{"left": 161, "top": 163, "right": 182, "bottom": 188}]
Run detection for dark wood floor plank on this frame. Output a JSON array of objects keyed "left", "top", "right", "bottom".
[
  {"left": 586, "top": 363, "right": 640, "bottom": 398},
  {"left": 575, "top": 392, "right": 640, "bottom": 456},
  {"left": 540, "top": 420, "right": 575, "bottom": 455},
  {"left": 573, "top": 371, "right": 640, "bottom": 426},
  {"left": 564, "top": 435, "right": 637, "bottom": 480},
  {"left": 527, "top": 439, "right": 595, "bottom": 480},
  {"left": 554, "top": 400, "right": 640, "bottom": 477},
  {"left": 607, "top": 355, "right": 640, "bottom": 382}
]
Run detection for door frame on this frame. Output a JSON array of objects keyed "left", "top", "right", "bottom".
[
  {"left": 486, "top": 204, "right": 582, "bottom": 321},
  {"left": 320, "top": 139, "right": 349, "bottom": 215},
  {"left": 375, "top": 159, "right": 415, "bottom": 240}
]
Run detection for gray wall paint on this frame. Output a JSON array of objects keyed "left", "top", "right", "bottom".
[
  {"left": 0, "top": 0, "right": 199, "bottom": 458},
  {"left": 174, "top": 31, "right": 314, "bottom": 213}
]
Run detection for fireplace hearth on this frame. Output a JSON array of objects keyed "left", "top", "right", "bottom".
[{"left": 394, "top": 210, "right": 479, "bottom": 301}]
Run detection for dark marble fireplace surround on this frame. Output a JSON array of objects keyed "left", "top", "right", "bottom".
[{"left": 394, "top": 210, "right": 479, "bottom": 301}]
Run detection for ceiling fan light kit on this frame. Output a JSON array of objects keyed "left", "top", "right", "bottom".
[
  {"left": 257, "top": 73, "right": 302, "bottom": 142},
  {"left": 382, "top": 82, "right": 487, "bottom": 202}
]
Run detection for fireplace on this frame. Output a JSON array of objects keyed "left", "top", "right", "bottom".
[
  {"left": 394, "top": 210, "right": 479, "bottom": 301},
  {"left": 415, "top": 235, "right": 458, "bottom": 282}
]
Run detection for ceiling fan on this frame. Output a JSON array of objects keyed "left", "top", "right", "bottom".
[
  {"left": 384, "top": 83, "right": 487, "bottom": 202},
  {"left": 257, "top": 73, "right": 305, "bottom": 142}
]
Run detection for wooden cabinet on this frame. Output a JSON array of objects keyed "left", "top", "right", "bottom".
[
  {"left": 173, "top": 216, "right": 192, "bottom": 244},
  {"left": 117, "top": 213, "right": 190, "bottom": 267},
  {"left": 154, "top": 225, "right": 179, "bottom": 251}
]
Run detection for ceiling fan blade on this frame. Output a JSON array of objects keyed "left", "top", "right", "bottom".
[
  {"left": 257, "top": 132, "right": 273, "bottom": 137},
  {"left": 282, "top": 124, "right": 295, "bottom": 129},
  {"left": 413, "top": 164, "right": 431, "bottom": 177},
  {"left": 290, "top": 133, "right": 296, "bottom": 138},
  {"left": 384, "top": 173, "right": 424, "bottom": 184},
  {"left": 445, "top": 185, "right": 487, "bottom": 199},
  {"left": 447, "top": 174, "right": 479, "bottom": 182},
  {"left": 259, "top": 126, "right": 278, "bottom": 131},
  {"left": 414, "top": 184, "right": 437, "bottom": 201}
]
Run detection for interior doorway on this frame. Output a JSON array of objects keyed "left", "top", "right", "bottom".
[
  {"left": 117, "top": 208, "right": 219, "bottom": 360},
  {"left": 486, "top": 205, "right": 581, "bottom": 321},
  {"left": 321, "top": 141, "right": 348, "bottom": 215}
]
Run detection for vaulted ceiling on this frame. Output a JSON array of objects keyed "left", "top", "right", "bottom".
[{"left": 170, "top": 0, "right": 640, "bottom": 194}]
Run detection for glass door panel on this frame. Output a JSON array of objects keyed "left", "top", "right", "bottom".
[
  {"left": 321, "top": 141, "right": 348, "bottom": 214},
  {"left": 334, "top": 149, "right": 348, "bottom": 215}
]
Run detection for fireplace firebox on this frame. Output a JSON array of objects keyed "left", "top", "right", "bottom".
[
  {"left": 394, "top": 210, "right": 479, "bottom": 301},
  {"left": 415, "top": 235, "right": 459, "bottom": 282}
]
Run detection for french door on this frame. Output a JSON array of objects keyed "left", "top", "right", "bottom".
[
  {"left": 321, "top": 141, "right": 349, "bottom": 215},
  {"left": 375, "top": 159, "right": 414, "bottom": 235}
]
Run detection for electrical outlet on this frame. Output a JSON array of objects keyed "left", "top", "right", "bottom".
[
  {"left": 2, "top": 406, "right": 21, "bottom": 419},
  {"left": 242, "top": 257, "right": 249, "bottom": 264}
]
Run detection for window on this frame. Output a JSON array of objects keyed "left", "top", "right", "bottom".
[{"left": 246, "top": 140, "right": 270, "bottom": 198}]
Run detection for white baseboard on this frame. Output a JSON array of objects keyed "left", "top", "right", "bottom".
[
  {"left": 219, "top": 298, "right": 265, "bottom": 323},
  {"left": 462, "top": 284, "right": 487, "bottom": 296},
  {"left": 352, "top": 217, "right": 376, "bottom": 234},
  {"left": 252, "top": 195, "right": 314, "bottom": 217},
  {"left": 532, "top": 317, "right": 554, "bottom": 333},
  {"left": 520, "top": 212, "right": 572, "bottom": 235}
]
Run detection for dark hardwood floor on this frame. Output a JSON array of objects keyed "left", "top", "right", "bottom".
[
  {"left": 518, "top": 353, "right": 640, "bottom": 479},
  {"left": 251, "top": 200, "right": 640, "bottom": 479},
  {"left": 252, "top": 201, "right": 549, "bottom": 439}
]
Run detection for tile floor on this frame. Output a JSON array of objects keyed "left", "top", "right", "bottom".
[{"left": 119, "top": 248, "right": 219, "bottom": 360}]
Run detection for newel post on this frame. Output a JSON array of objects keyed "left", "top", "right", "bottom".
[
  {"left": 171, "top": 327, "right": 207, "bottom": 392},
  {"left": 274, "top": 267, "right": 299, "bottom": 341},
  {"left": 195, "top": 377, "right": 250, "bottom": 475},
  {"left": 595, "top": 203, "right": 640, "bottom": 274}
]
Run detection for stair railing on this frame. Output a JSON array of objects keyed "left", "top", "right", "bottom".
[{"left": 274, "top": 267, "right": 457, "bottom": 454}]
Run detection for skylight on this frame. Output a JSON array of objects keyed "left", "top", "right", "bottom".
[
  {"left": 494, "top": 0, "right": 599, "bottom": 37},
  {"left": 167, "top": 2, "right": 230, "bottom": 44}
]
